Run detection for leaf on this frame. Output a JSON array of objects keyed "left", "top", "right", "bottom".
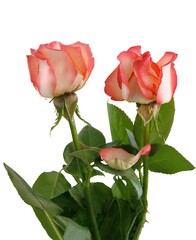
[
  {"left": 70, "top": 149, "right": 100, "bottom": 164},
  {"left": 4, "top": 164, "right": 63, "bottom": 215},
  {"left": 4, "top": 164, "right": 64, "bottom": 240},
  {"left": 79, "top": 125, "right": 106, "bottom": 147},
  {"left": 53, "top": 216, "right": 92, "bottom": 240},
  {"left": 112, "top": 176, "right": 142, "bottom": 208},
  {"left": 33, "top": 208, "right": 64, "bottom": 240},
  {"left": 33, "top": 171, "right": 71, "bottom": 199},
  {"left": 107, "top": 102, "right": 133, "bottom": 144},
  {"left": 52, "top": 192, "right": 89, "bottom": 227},
  {"left": 69, "top": 184, "right": 85, "bottom": 208},
  {"left": 133, "top": 114, "right": 144, "bottom": 148},
  {"left": 100, "top": 199, "right": 140, "bottom": 240},
  {"left": 150, "top": 99, "right": 175, "bottom": 144},
  {"left": 88, "top": 183, "right": 113, "bottom": 225},
  {"left": 149, "top": 145, "right": 195, "bottom": 174},
  {"left": 133, "top": 100, "right": 175, "bottom": 146},
  {"left": 95, "top": 160, "right": 142, "bottom": 198}
]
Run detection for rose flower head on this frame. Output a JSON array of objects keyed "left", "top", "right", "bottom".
[
  {"left": 27, "top": 41, "right": 94, "bottom": 98},
  {"left": 105, "top": 46, "right": 177, "bottom": 105}
]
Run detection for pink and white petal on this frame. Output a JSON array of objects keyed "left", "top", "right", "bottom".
[
  {"left": 157, "top": 52, "right": 177, "bottom": 67},
  {"left": 61, "top": 44, "right": 87, "bottom": 77},
  {"left": 127, "top": 45, "right": 142, "bottom": 55},
  {"left": 39, "top": 47, "right": 78, "bottom": 95},
  {"left": 157, "top": 63, "right": 177, "bottom": 104},
  {"left": 69, "top": 42, "right": 94, "bottom": 78},
  {"left": 100, "top": 144, "right": 151, "bottom": 170},
  {"left": 133, "top": 57, "right": 159, "bottom": 100},
  {"left": 27, "top": 55, "right": 40, "bottom": 91},
  {"left": 100, "top": 148, "right": 134, "bottom": 170},
  {"left": 128, "top": 144, "right": 151, "bottom": 167},
  {"left": 121, "top": 82, "right": 131, "bottom": 100},
  {"left": 39, "top": 60, "right": 56, "bottom": 98},
  {"left": 128, "top": 76, "right": 153, "bottom": 104},
  {"left": 105, "top": 68, "right": 124, "bottom": 101}
]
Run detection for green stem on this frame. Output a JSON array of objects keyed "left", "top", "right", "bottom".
[
  {"left": 64, "top": 103, "right": 101, "bottom": 240},
  {"left": 85, "top": 175, "right": 102, "bottom": 240},
  {"left": 133, "top": 123, "right": 150, "bottom": 240}
]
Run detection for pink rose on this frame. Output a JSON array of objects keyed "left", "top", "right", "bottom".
[
  {"left": 100, "top": 144, "right": 151, "bottom": 170},
  {"left": 27, "top": 41, "right": 94, "bottom": 98},
  {"left": 105, "top": 46, "right": 177, "bottom": 104}
]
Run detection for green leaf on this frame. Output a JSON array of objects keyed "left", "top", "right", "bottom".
[
  {"left": 149, "top": 145, "right": 195, "bottom": 174},
  {"left": 69, "top": 184, "right": 85, "bottom": 208},
  {"left": 53, "top": 216, "right": 92, "bottom": 240},
  {"left": 150, "top": 99, "right": 175, "bottom": 144},
  {"left": 4, "top": 164, "right": 63, "bottom": 215},
  {"left": 112, "top": 176, "right": 142, "bottom": 208},
  {"left": 33, "top": 171, "right": 71, "bottom": 199},
  {"left": 33, "top": 208, "right": 64, "bottom": 240},
  {"left": 100, "top": 199, "right": 140, "bottom": 240},
  {"left": 133, "top": 114, "right": 144, "bottom": 148},
  {"left": 52, "top": 192, "right": 89, "bottom": 227},
  {"left": 95, "top": 160, "right": 142, "bottom": 198},
  {"left": 4, "top": 164, "right": 64, "bottom": 240},
  {"left": 88, "top": 183, "right": 113, "bottom": 225},
  {"left": 70, "top": 149, "right": 100, "bottom": 164},
  {"left": 79, "top": 125, "right": 106, "bottom": 147},
  {"left": 107, "top": 103, "right": 133, "bottom": 144}
]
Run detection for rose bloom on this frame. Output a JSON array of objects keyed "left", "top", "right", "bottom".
[
  {"left": 105, "top": 46, "right": 177, "bottom": 104},
  {"left": 27, "top": 41, "right": 94, "bottom": 98}
]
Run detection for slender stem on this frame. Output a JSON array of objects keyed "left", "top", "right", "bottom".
[
  {"left": 132, "top": 122, "right": 150, "bottom": 240},
  {"left": 67, "top": 116, "right": 80, "bottom": 151},
  {"left": 85, "top": 173, "right": 102, "bottom": 240},
  {"left": 64, "top": 101, "right": 101, "bottom": 239}
]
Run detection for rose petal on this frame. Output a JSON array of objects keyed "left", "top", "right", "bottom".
[
  {"left": 157, "top": 62, "right": 177, "bottom": 104},
  {"left": 37, "top": 47, "right": 78, "bottom": 96},
  {"left": 104, "top": 68, "right": 124, "bottom": 101},
  {"left": 100, "top": 144, "right": 151, "bottom": 170},
  {"left": 133, "top": 56, "right": 160, "bottom": 101},
  {"left": 157, "top": 52, "right": 177, "bottom": 68},
  {"left": 27, "top": 55, "right": 40, "bottom": 91},
  {"left": 68, "top": 42, "right": 94, "bottom": 79}
]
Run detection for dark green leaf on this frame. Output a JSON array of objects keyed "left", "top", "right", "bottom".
[
  {"left": 88, "top": 183, "right": 113, "bottom": 223},
  {"left": 69, "top": 184, "right": 85, "bottom": 208},
  {"left": 112, "top": 176, "right": 142, "bottom": 207},
  {"left": 150, "top": 99, "right": 175, "bottom": 144},
  {"left": 4, "top": 164, "right": 64, "bottom": 240},
  {"left": 100, "top": 199, "right": 140, "bottom": 240},
  {"left": 52, "top": 192, "right": 89, "bottom": 227},
  {"left": 33, "top": 208, "right": 64, "bottom": 240},
  {"left": 4, "top": 164, "right": 63, "bottom": 215},
  {"left": 63, "top": 142, "right": 75, "bottom": 164},
  {"left": 33, "top": 171, "right": 71, "bottom": 199},
  {"left": 79, "top": 125, "right": 106, "bottom": 147},
  {"left": 53, "top": 216, "right": 92, "bottom": 240},
  {"left": 107, "top": 102, "right": 133, "bottom": 144},
  {"left": 95, "top": 160, "right": 142, "bottom": 198},
  {"left": 133, "top": 114, "right": 144, "bottom": 148},
  {"left": 70, "top": 149, "right": 100, "bottom": 164},
  {"left": 149, "top": 145, "right": 195, "bottom": 174}
]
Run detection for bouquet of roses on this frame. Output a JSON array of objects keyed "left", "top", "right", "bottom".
[{"left": 4, "top": 41, "right": 195, "bottom": 240}]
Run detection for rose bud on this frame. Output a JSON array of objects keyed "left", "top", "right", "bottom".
[
  {"left": 27, "top": 41, "right": 94, "bottom": 98},
  {"left": 105, "top": 46, "right": 177, "bottom": 105}
]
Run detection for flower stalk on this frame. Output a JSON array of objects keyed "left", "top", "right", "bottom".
[
  {"left": 133, "top": 121, "right": 150, "bottom": 239},
  {"left": 63, "top": 98, "right": 101, "bottom": 240}
]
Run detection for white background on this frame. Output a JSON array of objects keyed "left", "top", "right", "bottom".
[{"left": 1, "top": 0, "right": 196, "bottom": 239}]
